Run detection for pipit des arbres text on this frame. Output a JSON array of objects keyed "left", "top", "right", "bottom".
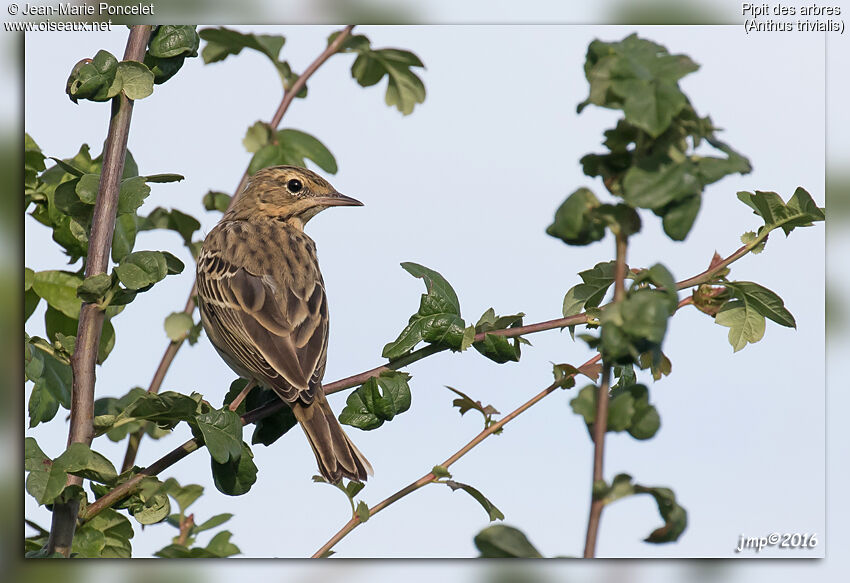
[{"left": 197, "top": 165, "right": 372, "bottom": 483}]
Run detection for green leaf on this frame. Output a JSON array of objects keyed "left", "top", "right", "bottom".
[
  {"left": 115, "top": 251, "right": 168, "bottom": 290},
  {"left": 203, "top": 191, "right": 231, "bottom": 212},
  {"left": 600, "top": 290, "right": 672, "bottom": 364},
  {"left": 472, "top": 309, "right": 526, "bottom": 364},
  {"left": 116, "top": 61, "right": 155, "bottom": 100},
  {"left": 715, "top": 299, "right": 765, "bottom": 352},
  {"left": 725, "top": 281, "right": 795, "bottom": 328},
  {"left": 149, "top": 25, "right": 200, "bottom": 59},
  {"left": 350, "top": 47, "right": 426, "bottom": 115},
  {"left": 546, "top": 187, "right": 605, "bottom": 246},
  {"left": 660, "top": 194, "right": 702, "bottom": 241},
  {"left": 382, "top": 263, "right": 466, "bottom": 359},
  {"left": 25, "top": 438, "right": 68, "bottom": 505},
  {"left": 117, "top": 176, "right": 151, "bottom": 214},
  {"left": 112, "top": 212, "right": 138, "bottom": 262},
  {"left": 165, "top": 480, "right": 205, "bottom": 514},
  {"left": 32, "top": 270, "right": 83, "bottom": 318},
  {"left": 445, "top": 386, "right": 500, "bottom": 429},
  {"left": 74, "top": 509, "right": 134, "bottom": 558},
  {"left": 243, "top": 121, "right": 273, "bottom": 153},
  {"left": 26, "top": 340, "right": 73, "bottom": 427},
  {"left": 355, "top": 501, "right": 370, "bottom": 523},
  {"left": 623, "top": 385, "right": 661, "bottom": 440},
  {"left": 247, "top": 128, "right": 338, "bottom": 175},
  {"left": 164, "top": 312, "right": 195, "bottom": 342},
  {"left": 195, "top": 409, "right": 244, "bottom": 465},
  {"left": 562, "top": 261, "right": 616, "bottom": 318},
  {"left": 593, "top": 203, "right": 642, "bottom": 238},
  {"left": 622, "top": 162, "right": 701, "bottom": 210},
  {"left": 246, "top": 386, "right": 298, "bottom": 446},
  {"left": 145, "top": 173, "right": 185, "bottom": 183},
  {"left": 339, "top": 371, "right": 412, "bottom": 430},
  {"left": 578, "top": 34, "right": 698, "bottom": 136},
  {"left": 633, "top": 484, "right": 688, "bottom": 543},
  {"left": 76, "top": 172, "right": 100, "bottom": 203},
  {"left": 446, "top": 480, "right": 505, "bottom": 522},
  {"left": 65, "top": 50, "right": 119, "bottom": 103},
  {"left": 194, "top": 513, "right": 233, "bottom": 533},
  {"left": 55, "top": 442, "right": 118, "bottom": 484},
  {"left": 474, "top": 525, "right": 543, "bottom": 558},
  {"left": 211, "top": 441, "right": 258, "bottom": 496},
  {"left": 199, "top": 27, "right": 297, "bottom": 91},
  {"left": 95, "top": 390, "right": 201, "bottom": 438},
  {"left": 737, "top": 187, "right": 824, "bottom": 238},
  {"left": 77, "top": 273, "right": 114, "bottom": 304},
  {"left": 204, "top": 531, "right": 241, "bottom": 557}
]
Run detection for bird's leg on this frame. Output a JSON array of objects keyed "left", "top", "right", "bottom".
[{"left": 228, "top": 379, "right": 257, "bottom": 412}]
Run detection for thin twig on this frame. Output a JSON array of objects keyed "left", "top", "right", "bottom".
[
  {"left": 583, "top": 231, "right": 628, "bottom": 558},
  {"left": 582, "top": 364, "right": 611, "bottom": 558},
  {"left": 312, "top": 354, "right": 602, "bottom": 558},
  {"left": 82, "top": 238, "right": 754, "bottom": 524},
  {"left": 120, "top": 25, "right": 357, "bottom": 473},
  {"left": 46, "top": 25, "right": 153, "bottom": 557}
]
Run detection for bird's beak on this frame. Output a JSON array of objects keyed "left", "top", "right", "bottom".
[{"left": 316, "top": 192, "right": 364, "bottom": 207}]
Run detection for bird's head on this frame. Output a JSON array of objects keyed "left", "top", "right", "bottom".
[{"left": 234, "top": 165, "right": 362, "bottom": 226}]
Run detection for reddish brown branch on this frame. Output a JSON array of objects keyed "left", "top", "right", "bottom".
[{"left": 47, "top": 25, "right": 153, "bottom": 557}]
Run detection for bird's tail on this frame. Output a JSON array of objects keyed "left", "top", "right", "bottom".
[{"left": 291, "top": 392, "right": 373, "bottom": 483}]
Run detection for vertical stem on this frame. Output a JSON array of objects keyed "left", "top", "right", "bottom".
[
  {"left": 47, "top": 25, "right": 152, "bottom": 557},
  {"left": 583, "top": 364, "right": 612, "bottom": 558},
  {"left": 583, "top": 231, "right": 627, "bottom": 558}
]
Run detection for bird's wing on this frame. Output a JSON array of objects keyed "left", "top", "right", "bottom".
[{"left": 197, "top": 235, "right": 328, "bottom": 403}]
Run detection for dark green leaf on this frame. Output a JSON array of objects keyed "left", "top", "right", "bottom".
[
  {"left": 446, "top": 480, "right": 505, "bottom": 522},
  {"left": 54, "top": 442, "right": 118, "bottom": 484},
  {"left": 112, "top": 212, "right": 137, "bottom": 262},
  {"left": 25, "top": 438, "right": 67, "bottom": 505},
  {"left": 149, "top": 25, "right": 200, "bottom": 59},
  {"left": 76, "top": 273, "right": 113, "bottom": 304},
  {"left": 117, "top": 176, "right": 151, "bottom": 214},
  {"left": 562, "top": 261, "right": 616, "bottom": 318},
  {"left": 546, "top": 187, "right": 605, "bottom": 246},
  {"left": 115, "top": 251, "right": 168, "bottom": 290},
  {"left": 246, "top": 385, "right": 298, "bottom": 446},
  {"left": 725, "top": 281, "right": 795, "bottom": 328},
  {"left": 196, "top": 409, "right": 243, "bottom": 465},
  {"left": 471, "top": 309, "right": 526, "bottom": 364},
  {"left": 339, "top": 371, "right": 412, "bottom": 430},
  {"left": 445, "top": 385, "right": 500, "bottom": 428},
  {"left": 211, "top": 441, "right": 258, "bottom": 496},
  {"left": 474, "top": 524, "right": 543, "bottom": 558},
  {"left": 601, "top": 290, "right": 672, "bottom": 364},
  {"left": 194, "top": 513, "right": 233, "bottom": 533},
  {"left": 74, "top": 509, "right": 134, "bottom": 557},
  {"left": 65, "top": 50, "right": 119, "bottom": 103},
  {"left": 738, "top": 187, "right": 824, "bottom": 238},
  {"left": 247, "top": 128, "right": 338, "bottom": 175}
]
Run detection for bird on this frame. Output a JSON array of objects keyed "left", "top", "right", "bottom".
[{"left": 196, "top": 165, "right": 372, "bottom": 483}]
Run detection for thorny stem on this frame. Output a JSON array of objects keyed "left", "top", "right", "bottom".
[
  {"left": 120, "top": 25, "right": 357, "bottom": 473},
  {"left": 311, "top": 354, "right": 602, "bottom": 558},
  {"left": 47, "top": 25, "right": 153, "bottom": 557},
  {"left": 81, "top": 239, "right": 748, "bottom": 525}
]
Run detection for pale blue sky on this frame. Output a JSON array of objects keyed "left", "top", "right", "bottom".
[{"left": 24, "top": 25, "right": 826, "bottom": 563}]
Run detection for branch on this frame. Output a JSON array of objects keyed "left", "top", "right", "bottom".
[
  {"left": 311, "top": 354, "right": 602, "bottom": 558},
  {"left": 583, "top": 231, "right": 627, "bottom": 558},
  {"left": 46, "top": 25, "right": 153, "bottom": 558},
  {"left": 81, "top": 237, "right": 750, "bottom": 524},
  {"left": 120, "top": 25, "right": 357, "bottom": 473}
]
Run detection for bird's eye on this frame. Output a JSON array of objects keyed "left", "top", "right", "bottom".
[{"left": 287, "top": 178, "right": 303, "bottom": 193}]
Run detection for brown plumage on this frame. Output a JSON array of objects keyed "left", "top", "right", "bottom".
[{"left": 197, "top": 165, "right": 372, "bottom": 483}]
